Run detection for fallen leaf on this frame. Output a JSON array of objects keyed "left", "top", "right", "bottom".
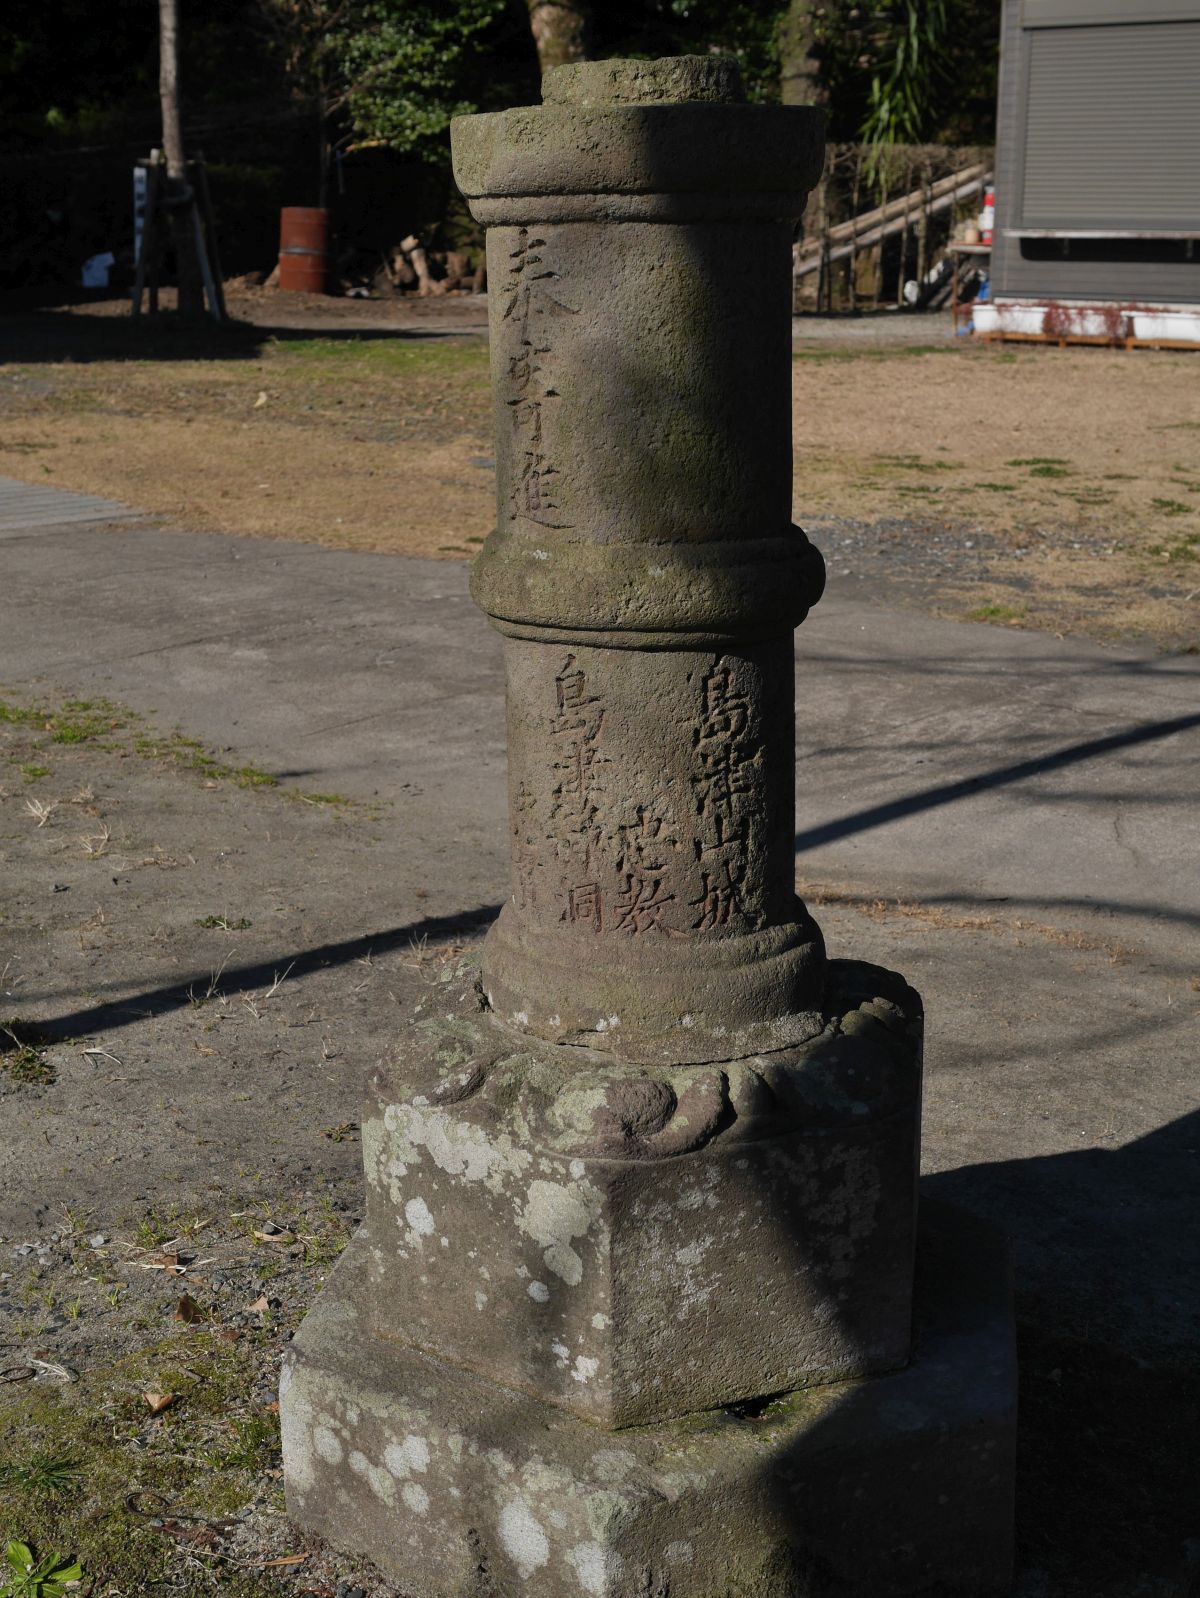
[
  {"left": 138, "top": 1250, "right": 187, "bottom": 1275},
  {"left": 174, "top": 1293, "right": 203, "bottom": 1324},
  {"left": 217, "top": 1327, "right": 243, "bottom": 1344},
  {"left": 249, "top": 1295, "right": 270, "bottom": 1313},
  {"left": 263, "top": 1399, "right": 280, "bottom": 1412},
  {"left": 254, "top": 1228, "right": 295, "bottom": 1245},
  {"left": 254, "top": 390, "right": 268, "bottom": 409},
  {"left": 261, "top": 1554, "right": 307, "bottom": 1569},
  {"left": 143, "top": 1391, "right": 176, "bottom": 1415}
]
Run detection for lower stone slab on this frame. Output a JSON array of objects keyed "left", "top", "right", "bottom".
[{"left": 281, "top": 1200, "right": 1015, "bottom": 1597}]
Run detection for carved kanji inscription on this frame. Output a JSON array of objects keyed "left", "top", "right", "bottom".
[{"left": 501, "top": 229, "right": 578, "bottom": 530}]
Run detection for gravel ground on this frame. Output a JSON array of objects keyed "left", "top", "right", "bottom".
[{"left": 1, "top": 695, "right": 1197, "bottom": 1597}]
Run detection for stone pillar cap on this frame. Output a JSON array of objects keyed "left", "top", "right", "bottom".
[
  {"left": 541, "top": 55, "right": 747, "bottom": 107},
  {"left": 451, "top": 55, "right": 825, "bottom": 224}
]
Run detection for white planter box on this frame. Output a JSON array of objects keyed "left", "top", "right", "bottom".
[{"left": 974, "top": 299, "right": 1200, "bottom": 345}]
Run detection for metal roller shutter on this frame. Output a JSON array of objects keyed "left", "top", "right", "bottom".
[{"left": 1022, "top": 21, "right": 1200, "bottom": 227}]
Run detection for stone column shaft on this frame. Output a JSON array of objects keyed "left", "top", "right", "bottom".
[{"left": 456, "top": 57, "right": 828, "bottom": 1064}]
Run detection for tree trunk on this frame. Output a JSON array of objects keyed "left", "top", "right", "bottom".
[
  {"left": 526, "top": 0, "right": 592, "bottom": 76},
  {"left": 158, "top": 0, "right": 203, "bottom": 315},
  {"left": 316, "top": 81, "right": 331, "bottom": 212},
  {"left": 778, "top": 0, "right": 825, "bottom": 107}
]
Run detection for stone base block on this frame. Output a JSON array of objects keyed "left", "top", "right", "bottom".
[
  {"left": 281, "top": 1200, "right": 1015, "bottom": 1598},
  {"left": 362, "top": 956, "right": 923, "bottom": 1428}
]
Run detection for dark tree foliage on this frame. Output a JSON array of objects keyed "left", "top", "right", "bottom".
[
  {"left": 810, "top": 0, "right": 1001, "bottom": 145},
  {"left": 0, "top": 0, "right": 999, "bottom": 290},
  {"left": 2, "top": 1, "right": 999, "bottom": 158},
  {"left": 0, "top": 1, "right": 269, "bottom": 151}
]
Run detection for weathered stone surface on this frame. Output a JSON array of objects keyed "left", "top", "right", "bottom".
[
  {"left": 453, "top": 62, "right": 828, "bottom": 1065},
  {"left": 359, "top": 955, "right": 921, "bottom": 1428},
  {"left": 485, "top": 640, "right": 826, "bottom": 1064},
  {"left": 283, "top": 51, "right": 1017, "bottom": 1595},
  {"left": 540, "top": 55, "right": 748, "bottom": 109},
  {"left": 451, "top": 60, "right": 825, "bottom": 225},
  {"left": 282, "top": 1200, "right": 1016, "bottom": 1598}
]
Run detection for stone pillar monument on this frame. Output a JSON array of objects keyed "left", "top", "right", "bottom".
[{"left": 282, "top": 57, "right": 1017, "bottom": 1597}]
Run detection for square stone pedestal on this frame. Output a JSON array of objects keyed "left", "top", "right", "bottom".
[
  {"left": 358, "top": 957, "right": 924, "bottom": 1430},
  {"left": 281, "top": 1199, "right": 1015, "bottom": 1598}
]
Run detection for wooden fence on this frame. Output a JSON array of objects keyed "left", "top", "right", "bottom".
[{"left": 796, "top": 143, "right": 995, "bottom": 313}]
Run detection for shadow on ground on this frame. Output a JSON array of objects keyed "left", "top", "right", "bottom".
[
  {"left": 928, "top": 1108, "right": 1200, "bottom": 1595},
  {"left": 794, "top": 710, "right": 1200, "bottom": 856},
  {"left": 0, "top": 308, "right": 468, "bottom": 364}
]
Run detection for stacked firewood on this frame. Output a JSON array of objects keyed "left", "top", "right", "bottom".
[
  {"left": 378, "top": 237, "right": 486, "bottom": 297},
  {"left": 252, "top": 238, "right": 487, "bottom": 298}
]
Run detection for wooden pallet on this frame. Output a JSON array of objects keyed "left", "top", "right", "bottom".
[{"left": 976, "top": 331, "right": 1200, "bottom": 351}]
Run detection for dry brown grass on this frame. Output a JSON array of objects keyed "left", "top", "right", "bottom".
[
  {"left": 799, "top": 876, "right": 1139, "bottom": 965},
  {"left": 790, "top": 339, "right": 1199, "bottom": 647},
  {"left": 1, "top": 300, "right": 1196, "bottom": 643},
  {"left": 0, "top": 329, "right": 494, "bottom": 557}
]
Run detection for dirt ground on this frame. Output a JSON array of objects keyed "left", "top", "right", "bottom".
[
  {"left": 1, "top": 693, "right": 1197, "bottom": 1598},
  {"left": 1, "top": 292, "right": 1197, "bottom": 1595},
  {"left": 1, "top": 289, "right": 1196, "bottom": 649}
]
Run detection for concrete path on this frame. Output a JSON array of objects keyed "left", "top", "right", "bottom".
[
  {"left": 0, "top": 475, "right": 140, "bottom": 530},
  {"left": 2, "top": 480, "right": 1196, "bottom": 969},
  {"left": 4, "top": 483, "right": 1199, "bottom": 1579}
]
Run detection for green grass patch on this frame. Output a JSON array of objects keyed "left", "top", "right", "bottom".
[
  {"left": 229, "top": 765, "right": 278, "bottom": 788},
  {"left": 132, "top": 731, "right": 278, "bottom": 789},
  {"left": 1148, "top": 533, "right": 1199, "bottom": 564},
  {"left": 1, "top": 1021, "right": 55, "bottom": 1085},
  {"left": 966, "top": 602, "right": 1027, "bottom": 624},
  {"left": 2, "top": 692, "right": 294, "bottom": 802},
  {"left": 2, "top": 696, "right": 125, "bottom": 752},
  {"left": 46, "top": 699, "right": 124, "bottom": 744},
  {"left": 1007, "top": 456, "right": 1068, "bottom": 467},
  {"left": 205, "top": 1412, "right": 281, "bottom": 1475},
  {"left": 1151, "top": 498, "right": 1192, "bottom": 517},
  {"left": 975, "top": 482, "right": 1017, "bottom": 492},
  {"left": 872, "top": 454, "right": 961, "bottom": 473},
  {"left": 0, "top": 1457, "right": 81, "bottom": 1496},
  {"left": 132, "top": 1203, "right": 210, "bottom": 1249},
  {"left": 1058, "top": 488, "right": 1115, "bottom": 505},
  {"left": 194, "top": 915, "right": 252, "bottom": 930},
  {"left": 0, "top": 1045, "right": 53, "bottom": 1085},
  {"left": 0, "top": 1332, "right": 284, "bottom": 1598},
  {"left": 270, "top": 335, "right": 487, "bottom": 381},
  {"left": 0, "top": 702, "right": 46, "bottom": 728}
]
